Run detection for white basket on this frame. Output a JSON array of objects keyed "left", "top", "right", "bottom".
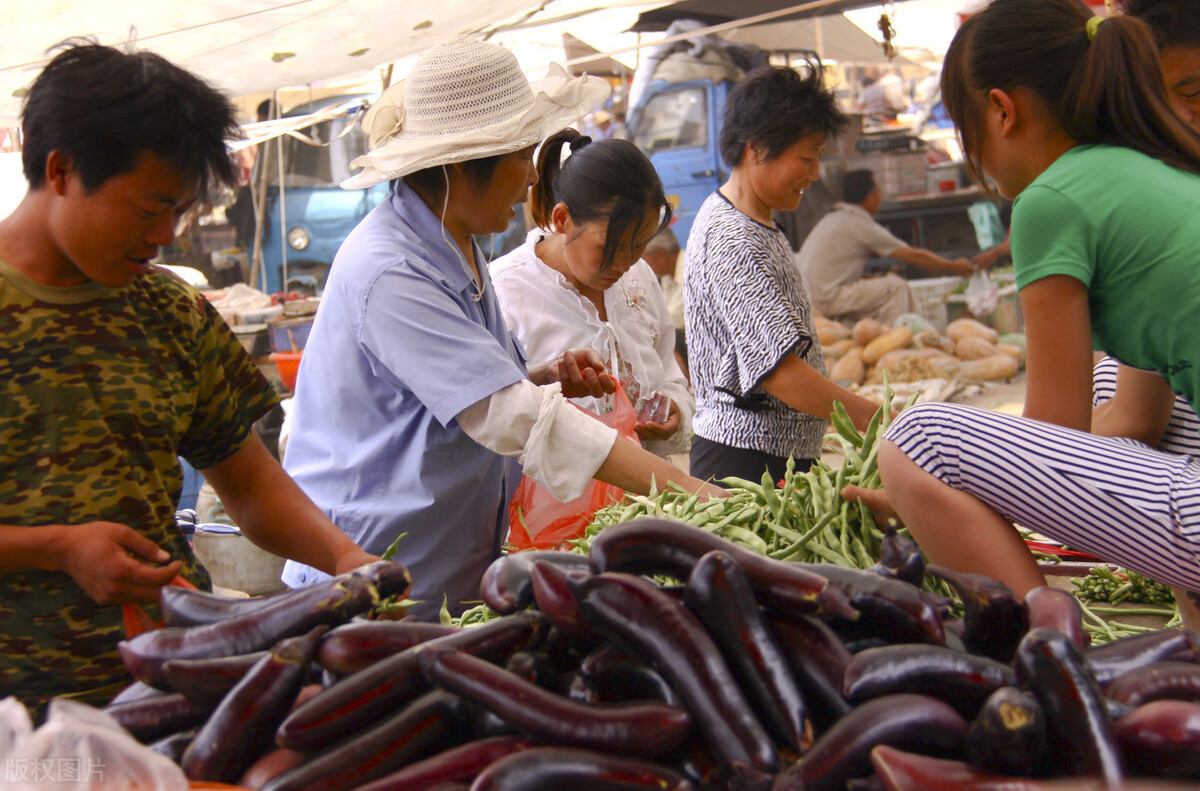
[{"left": 908, "top": 276, "right": 964, "bottom": 330}]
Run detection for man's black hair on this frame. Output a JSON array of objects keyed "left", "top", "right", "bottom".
[
  {"left": 1119, "top": 0, "right": 1200, "bottom": 48},
  {"left": 21, "top": 39, "right": 241, "bottom": 196},
  {"left": 842, "top": 169, "right": 878, "bottom": 204},
  {"left": 719, "top": 66, "right": 848, "bottom": 169}
]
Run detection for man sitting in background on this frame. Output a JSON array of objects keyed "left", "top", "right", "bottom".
[
  {"left": 796, "top": 169, "right": 977, "bottom": 325},
  {"left": 643, "top": 226, "right": 689, "bottom": 377}
]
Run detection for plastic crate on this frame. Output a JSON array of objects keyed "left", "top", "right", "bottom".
[{"left": 908, "top": 276, "right": 964, "bottom": 330}]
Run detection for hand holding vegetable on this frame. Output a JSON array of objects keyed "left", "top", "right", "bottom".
[
  {"left": 841, "top": 484, "right": 898, "bottom": 526},
  {"left": 528, "top": 349, "right": 617, "bottom": 399},
  {"left": 49, "top": 521, "right": 183, "bottom": 605}
]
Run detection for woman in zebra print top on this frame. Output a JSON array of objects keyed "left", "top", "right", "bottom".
[{"left": 683, "top": 66, "right": 883, "bottom": 486}]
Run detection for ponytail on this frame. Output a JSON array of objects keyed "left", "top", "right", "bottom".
[
  {"left": 530, "top": 128, "right": 578, "bottom": 230},
  {"left": 1066, "top": 14, "right": 1200, "bottom": 174},
  {"left": 531, "top": 128, "right": 672, "bottom": 271},
  {"left": 942, "top": 0, "right": 1200, "bottom": 187}
]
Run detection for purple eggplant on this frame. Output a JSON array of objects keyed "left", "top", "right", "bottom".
[
  {"left": 276, "top": 611, "right": 545, "bottom": 751},
  {"left": 566, "top": 571, "right": 778, "bottom": 775},
  {"left": 104, "top": 691, "right": 213, "bottom": 743},
  {"left": 119, "top": 562, "right": 406, "bottom": 687},
  {"left": 181, "top": 625, "right": 327, "bottom": 783},
  {"left": 795, "top": 564, "right": 945, "bottom": 646},
  {"left": 316, "top": 620, "right": 460, "bottom": 675},
  {"left": 765, "top": 613, "right": 853, "bottom": 732},
  {"left": 262, "top": 690, "right": 466, "bottom": 791},
  {"left": 1086, "top": 629, "right": 1199, "bottom": 686},
  {"left": 1014, "top": 628, "right": 1124, "bottom": 784},
  {"left": 579, "top": 644, "right": 681, "bottom": 707},
  {"left": 877, "top": 523, "right": 926, "bottom": 588},
  {"left": 1024, "top": 586, "right": 1087, "bottom": 650},
  {"left": 469, "top": 746, "right": 696, "bottom": 791},
  {"left": 480, "top": 550, "right": 592, "bottom": 614},
  {"left": 683, "top": 550, "right": 809, "bottom": 754},
  {"left": 843, "top": 644, "right": 1016, "bottom": 719},
  {"left": 161, "top": 651, "right": 267, "bottom": 707},
  {"left": 1113, "top": 699, "right": 1200, "bottom": 778},
  {"left": 351, "top": 737, "right": 537, "bottom": 791},
  {"left": 421, "top": 649, "right": 692, "bottom": 758},
  {"left": 927, "top": 564, "right": 1028, "bottom": 661},
  {"left": 869, "top": 745, "right": 1047, "bottom": 791},
  {"left": 1106, "top": 661, "right": 1200, "bottom": 707},
  {"left": 161, "top": 586, "right": 283, "bottom": 627},
  {"left": 586, "top": 518, "right": 855, "bottom": 619},
  {"left": 963, "top": 686, "right": 1048, "bottom": 777},
  {"left": 773, "top": 694, "right": 968, "bottom": 791},
  {"left": 529, "top": 562, "right": 602, "bottom": 644}
]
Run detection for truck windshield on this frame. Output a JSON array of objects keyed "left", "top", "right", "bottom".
[
  {"left": 632, "top": 87, "right": 708, "bottom": 153},
  {"left": 264, "top": 113, "right": 369, "bottom": 189}
]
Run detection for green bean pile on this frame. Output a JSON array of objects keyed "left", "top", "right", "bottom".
[{"left": 1073, "top": 565, "right": 1175, "bottom": 606}]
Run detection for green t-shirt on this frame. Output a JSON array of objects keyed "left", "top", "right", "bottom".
[
  {"left": 0, "top": 261, "right": 278, "bottom": 710},
  {"left": 1012, "top": 144, "right": 1200, "bottom": 415}
]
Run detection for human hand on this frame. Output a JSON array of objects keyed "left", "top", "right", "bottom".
[
  {"left": 840, "top": 484, "right": 899, "bottom": 525},
  {"left": 971, "top": 246, "right": 1007, "bottom": 270},
  {"left": 530, "top": 349, "right": 617, "bottom": 399},
  {"left": 56, "top": 522, "right": 183, "bottom": 605},
  {"left": 635, "top": 399, "right": 681, "bottom": 442},
  {"left": 948, "top": 258, "right": 977, "bottom": 277}
]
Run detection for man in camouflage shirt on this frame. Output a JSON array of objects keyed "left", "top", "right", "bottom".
[{"left": 0, "top": 42, "right": 377, "bottom": 714}]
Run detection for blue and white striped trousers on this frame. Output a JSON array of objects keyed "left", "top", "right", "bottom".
[{"left": 885, "top": 402, "right": 1200, "bottom": 592}]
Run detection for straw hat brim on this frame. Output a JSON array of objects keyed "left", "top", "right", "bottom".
[{"left": 341, "top": 64, "right": 610, "bottom": 190}]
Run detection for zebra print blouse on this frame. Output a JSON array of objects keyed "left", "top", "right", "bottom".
[{"left": 683, "top": 191, "right": 828, "bottom": 460}]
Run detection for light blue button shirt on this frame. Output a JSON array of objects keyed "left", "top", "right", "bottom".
[{"left": 281, "top": 184, "right": 527, "bottom": 619}]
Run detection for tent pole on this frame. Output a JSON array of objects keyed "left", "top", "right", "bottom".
[{"left": 275, "top": 89, "right": 288, "bottom": 296}]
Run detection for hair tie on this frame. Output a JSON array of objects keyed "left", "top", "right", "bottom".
[
  {"left": 569, "top": 134, "right": 592, "bottom": 152},
  {"left": 1086, "top": 15, "right": 1105, "bottom": 42}
]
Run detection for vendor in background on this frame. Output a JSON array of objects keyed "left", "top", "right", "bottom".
[
  {"left": 643, "top": 226, "right": 690, "bottom": 378},
  {"left": 683, "top": 66, "right": 885, "bottom": 485},
  {"left": 0, "top": 42, "right": 376, "bottom": 713},
  {"left": 281, "top": 37, "right": 723, "bottom": 620},
  {"left": 1121, "top": 0, "right": 1200, "bottom": 129},
  {"left": 850, "top": 0, "right": 1200, "bottom": 628},
  {"left": 490, "top": 130, "right": 693, "bottom": 457},
  {"left": 795, "top": 169, "right": 979, "bottom": 325}
]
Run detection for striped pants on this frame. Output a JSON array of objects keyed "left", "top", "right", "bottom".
[
  {"left": 884, "top": 402, "right": 1200, "bottom": 592},
  {"left": 1092, "top": 355, "right": 1200, "bottom": 456}
]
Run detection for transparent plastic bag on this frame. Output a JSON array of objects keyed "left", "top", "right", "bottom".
[
  {"left": 0, "top": 696, "right": 33, "bottom": 759},
  {"left": 964, "top": 270, "right": 999, "bottom": 316},
  {"left": 4, "top": 699, "right": 188, "bottom": 791},
  {"left": 508, "top": 383, "right": 641, "bottom": 550}
]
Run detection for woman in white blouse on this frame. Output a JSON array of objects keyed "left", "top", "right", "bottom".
[{"left": 491, "top": 130, "right": 693, "bottom": 457}]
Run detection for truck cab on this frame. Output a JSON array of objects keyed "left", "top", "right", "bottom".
[
  {"left": 255, "top": 95, "right": 390, "bottom": 295},
  {"left": 629, "top": 78, "right": 732, "bottom": 243}
]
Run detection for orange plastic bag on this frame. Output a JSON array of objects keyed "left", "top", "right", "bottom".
[
  {"left": 122, "top": 574, "right": 198, "bottom": 638},
  {"left": 507, "top": 383, "right": 640, "bottom": 550}
]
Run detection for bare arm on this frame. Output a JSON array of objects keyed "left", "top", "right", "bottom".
[
  {"left": 1020, "top": 275, "right": 1094, "bottom": 431},
  {"left": 889, "top": 246, "right": 975, "bottom": 277},
  {"left": 0, "top": 521, "right": 182, "bottom": 604},
  {"left": 201, "top": 433, "right": 377, "bottom": 576},
  {"left": 1091, "top": 363, "right": 1177, "bottom": 446},
  {"left": 760, "top": 353, "right": 883, "bottom": 431},
  {"left": 593, "top": 437, "right": 726, "bottom": 498}
]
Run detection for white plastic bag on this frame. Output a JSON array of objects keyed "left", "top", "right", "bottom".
[
  {"left": 0, "top": 696, "right": 34, "bottom": 759},
  {"left": 964, "top": 270, "right": 999, "bottom": 316},
  {"left": 3, "top": 699, "right": 188, "bottom": 791}
]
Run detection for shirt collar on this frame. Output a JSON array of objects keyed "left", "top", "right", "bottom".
[
  {"left": 835, "top": 202, "right": 874, "bottom": 221},
  {"left": 388, "top": 182, "right": 487, "bottom": 294}
]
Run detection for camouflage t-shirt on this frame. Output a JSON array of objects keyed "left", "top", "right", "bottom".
[{"left": 0, "top": 260, "right": 278, "bottom": 710}]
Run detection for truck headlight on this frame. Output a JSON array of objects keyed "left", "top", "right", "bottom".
[{"left": 287, "top": 227, "right": 311, "bottom": 251}]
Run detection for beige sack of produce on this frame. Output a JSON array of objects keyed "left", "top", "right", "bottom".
[
  {"left": 830, "top": 346, "right": 866, "bottom": 385},
  {"left": 822, "top": 339, "right": 857, "bottom": 360},
  {"left": 996, "top": 343, "right": 1026, "bottom": 368},
  {"left": 873, "top": 348, "right": 962, "bottom": 384},
  {"left": 955, "top": 336, "right": 1002, "bottom": 361},
  {"left": 960, "top": 354, "right": 1020, "bottom": 381},
  {"left": 851, "top": 318, "right": 886, "bottom": 347},
  {"left": 946, "top": 317, "right": 999, "bottom": 345},
  {"left": 862, "top": 326, "right": 913, "bottom": 365},
  {"left": 913, "top": 329, "right": 956, "bottom": 355}
]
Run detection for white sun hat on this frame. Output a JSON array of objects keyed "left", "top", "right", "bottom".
[{"left": 342, "top": 35, "right": 611, "bottom": 190}]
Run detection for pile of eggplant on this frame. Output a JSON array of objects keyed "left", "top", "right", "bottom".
[{"left": 103, "top": 520, "right": 1200, "bottom": 790}]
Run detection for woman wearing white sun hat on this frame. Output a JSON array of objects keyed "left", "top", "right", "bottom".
[{"left": 280, "top": 36, "right": 725, "bottom": 619}]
